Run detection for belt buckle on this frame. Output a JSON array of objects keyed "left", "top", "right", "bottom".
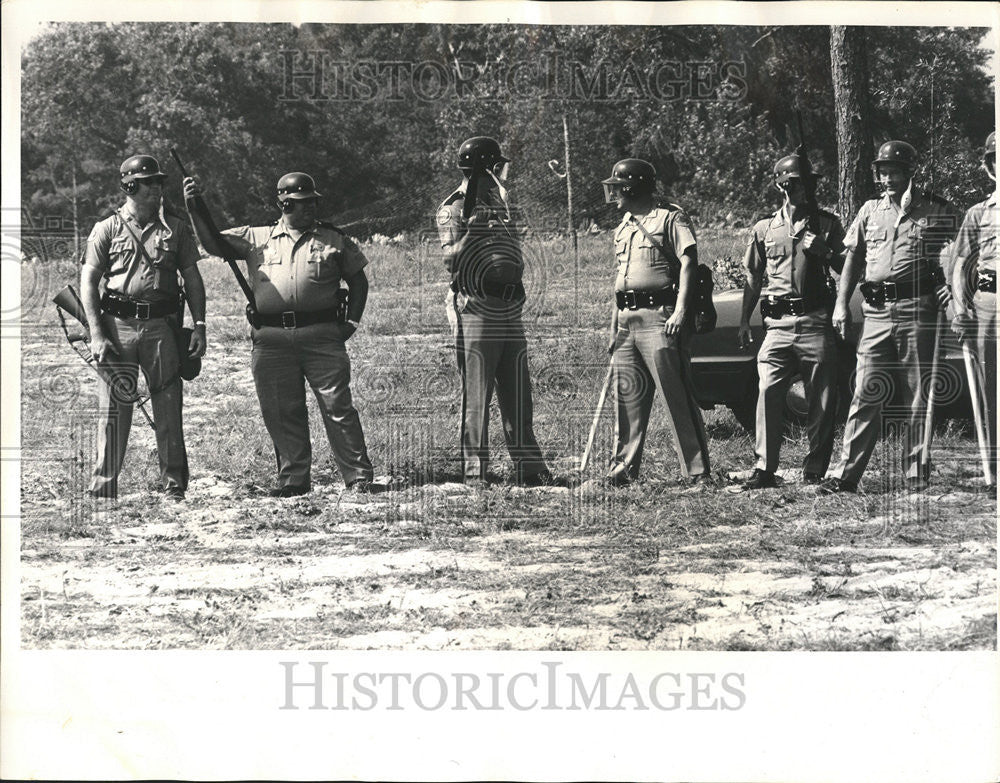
[
  {"left": 624, "top": 290, "right": 638, "bottom": 310},
  {"left": 502, "top": 283, "right": 516, "bottom": 302},
  {"left": 135, "top": 301, "right": 151, "bottom": 320},
  {"left": 281, "top": 311, "right": 297, "bottom": 329}
]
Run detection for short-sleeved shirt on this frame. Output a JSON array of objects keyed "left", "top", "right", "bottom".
[
  {"left": 613, "top": 205, "right": 697, "bottom": 293},
  {"left": 84, "top": 203, "right": 200, "bottom": 303},
  {"left": 952, "top": 191, "right": 998, "bottom": 278},
  {"left": 844, "top": 191, "right": 960, "bottom": 285},
  {"left": 221, "top": 219, "right": 367, "bottom": 314},
  {"left": 743, "top": 206, "right": 845, "bottom": 301},
  {"left": 437, "top": 184, "right": 524, "bottom": 289}
]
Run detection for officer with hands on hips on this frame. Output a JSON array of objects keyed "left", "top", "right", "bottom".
[
  {"left": 737, "top": 153, "right": 846, "bottom": 490},
  {"left": 184, "top": 171, "right": 375, "bottom": 497}
]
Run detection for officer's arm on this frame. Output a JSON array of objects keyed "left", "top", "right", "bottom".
[
  {"left": 951, "top": 210, "right": 978, "bottom": 315},
  {"left": 344, "top": 269, "right": 369, "bottom": 323},
  {"left": 826, "top": 219, "right": 848, "bottom": 275},
  {"left": 836, "top": 248, "right": 865, "bottom": 309},
  {"left": 183, "top": 177, "right": 247, "bottom": 260},
  {"left": 180, "top": 265, "right": 207, "bottom": 324},
  {"left": 835, "top": 209, "right": 868, "bottom": 309},
  {"left": 80, "top": 264, "right": 107, "bottom": 340},
  {"left": 740, "top": 235, "right": 763, "bottom": 327},
  {"left": 80, "top": 223, "right": 112, "bottom": 342}
]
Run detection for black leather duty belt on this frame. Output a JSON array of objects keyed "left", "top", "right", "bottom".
[
  {"left": 859, "top": 277, "right": 935, "bottom": 306},
  {"left": 616, "top": 287, "right": 678, "bottom": 310},
  {"left": 101, "top": 292, "right": 180, "bottom": 320},
  {"left": 760, "top": 295, "right": 825, "bottom": 319},
  {"left": 978, "top": 270, "right": 997, "bottom": 293},
  {"left": 451, "top": 280, "right": 526, "bottom": 302},
  {"left": 249, "top": 308, "right": 339, "bottom": 329}
]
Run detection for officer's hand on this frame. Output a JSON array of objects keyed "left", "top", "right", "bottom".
[
  {"left": 737, "top": 324, "right": 754, "bottom": 350},
  {"left": 182, "top": 177, "right": 203, "bottom": 199},
  {"left": 90, "top": 333, "right": 119, "bottom": 363},
  {"left": 801, "top": 231, "right": 831, "bottom": 259},
  {"left": 607, "top": 332, "right": 618, "bottom": 356},
  {"left": 664, "top": 309, "right": 685, "bottom": 336},
  {"left": 935, "top": 284, "right": 952, "bottom": 309},
  {"left": 189, "top": 326, "right": 206, "bottom": 359},
  {"left": 832, "top": 302, "right": 851, "bottom": 340},
  {"left": 952, "top": 310, "right": 975, "bottom": 341}
]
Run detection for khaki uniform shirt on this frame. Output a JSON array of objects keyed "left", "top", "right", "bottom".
[
  {"left": 743, "top": 205, "right": 845, "bottom": 326},
  {"left": 952, "top": 190, "right": 998, "bottom": 277},
  {"left": 613, "top": 205, "right": 697, "bottom": 293},
  {"left": 84, "top": 203, "right": 200, "bottom": 304},
  {"left": 222, "top": 220, "right": 367, "bottom": 314},
  {"left": 844, "top": 190, "right": 959, "bottom": 285},
  {"left": 437, "top": 184, "right": 524, "bottom": 289}
]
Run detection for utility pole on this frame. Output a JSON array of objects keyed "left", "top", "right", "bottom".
[{"left": 562, "top": 113, "right": 579, "bottom": 326}]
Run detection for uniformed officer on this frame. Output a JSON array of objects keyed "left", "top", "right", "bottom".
[
  {"left": 602, "top": 159, "right": 711, "bottom": 488},
  {"left": 737, "top": 154, "right": 846, "bottom": 489},
  {"left": 825, "top": 141, "right": 959, "bottom": 493},
  {"left": 437, "top": 136, "right": 551, "bottom": 486},
  {"left": 81, "top": 154, "right": 207, "bottom": 501},
  {"left": 951, "top": 131, "right": 997, "bottom": 478},
  {"left": 184, "top": 172, "right": 374, "bottom": 496}
]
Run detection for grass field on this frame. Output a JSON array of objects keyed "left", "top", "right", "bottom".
[{"left": 19, "top": 229, "right": 997, "bottom": 649}]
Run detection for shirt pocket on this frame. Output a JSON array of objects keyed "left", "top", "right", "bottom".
[
  {"left": 637, "top": 231, "right": 666, "bottom": 269},
  {"left": 614, "top": 235, "right": 629, "bottom": 265},
  {"left": 865, "top": 226, "right": 887, "bottom": 249},
  {"left": 764, "top": 239, "right": 785, "bottom": 277},
  {"left": 108, "top": 236, "right": 134, "bottom": 268},
  {"left": 261, "top": 245, "right": 282, "bottom": 266},
  {"left": 153, "top": 234, "right": 178, "bottom": 271},
  {"left": 308, "top": 242, "right": 341, "bottom": 284}
]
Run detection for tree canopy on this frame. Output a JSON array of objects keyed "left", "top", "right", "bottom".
[{"left": 21, "top": 22, "right": 995, "bottom": 242}]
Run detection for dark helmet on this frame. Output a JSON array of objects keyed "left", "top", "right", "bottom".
[
  {"left": 457, "top": 136, "right": 509, "bottom": 171},
  {"left": 120, "top": 154, "right": 166, "bottom": 187},
  {"left": 602, "top": 159, "right": 656, "bottom": 202},
  {"left": 872, "top": 140, "right": 919, "bottom": 172},
  {"left": 276, "top": 172, "right": 322, "bottom": 201},
  {"left": 773, "top": 154, "right": 819, "bottom": 187}
]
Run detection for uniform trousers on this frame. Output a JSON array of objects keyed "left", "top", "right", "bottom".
[
  {"left": 974, "top": 290, "right": 997, "bottom": 452},
  {"left": 611, "top": 306, "right": 710, "bottom": 480},
  {"left": 453, "top": 296, "right": 547, "bottom": 481},
  {"left": 90, "top": 315, "right": 188, "bottom": 496},
  {"left": 755, "top": 317, "right": 838, "bottom": 475},
  {"left": 251, "top": 322, "right": 373, "bottom": 488},
  {"left": 831, "top": 295, "right": 937, "bottom": 485}
]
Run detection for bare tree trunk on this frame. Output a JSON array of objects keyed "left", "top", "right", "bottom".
[
  {"left": 830, "top": 26, "right": 874, "bottom": 221},
  {"left": 71, "top": 165, "right": 80, "bottom": 258}
]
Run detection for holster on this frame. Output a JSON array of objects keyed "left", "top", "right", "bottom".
[{"left": 859, "top": 281, "right": 886, "bottom": 307}]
